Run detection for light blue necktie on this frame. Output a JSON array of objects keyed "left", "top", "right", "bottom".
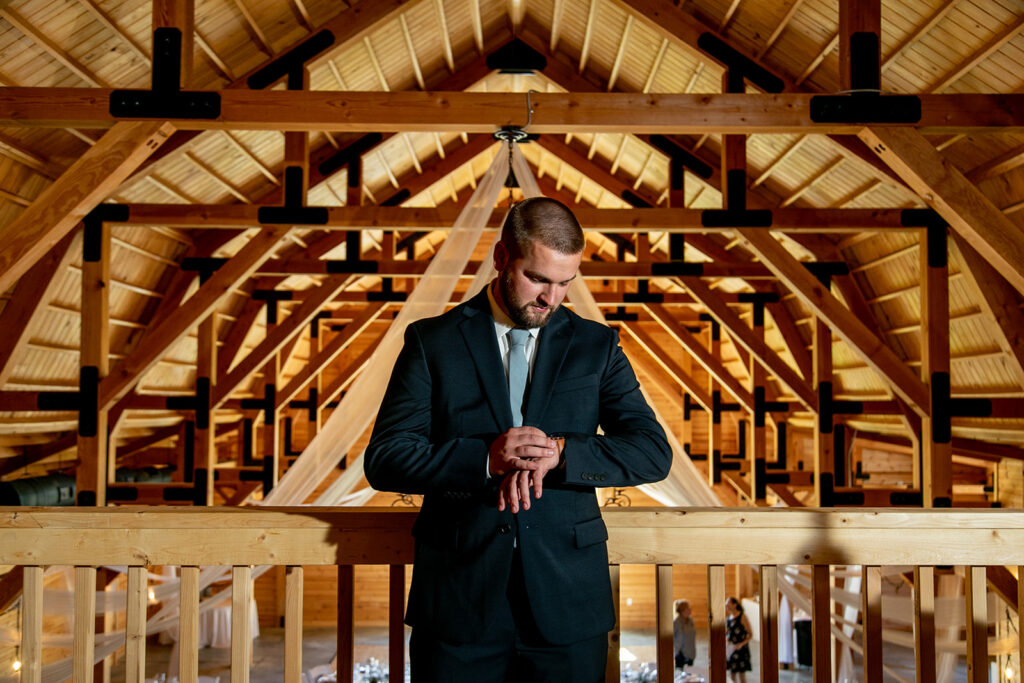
[{"left": 508, "top": 328, "right": 530, "bottom": 427}]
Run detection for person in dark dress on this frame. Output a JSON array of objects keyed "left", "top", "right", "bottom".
[{"left": 725, "top": 596, "right": 752, "bottom": 682}]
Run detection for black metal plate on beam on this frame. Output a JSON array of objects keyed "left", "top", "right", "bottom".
[
  {"left": 809, "top": 95, "right": 921, "bottom": 124},
  {"left": 257, "top": 206, "right": 329, "bottom": 225},
  {"left": 110, "top": 90, "right": 221, "bottom": 119},
  {"left": 651, "top": 262, "right": 704, "bottom": 276},
  {"left": 324, "top": 259, "right": 380, "bottom": 274},
  {"left": 696, "top": 33, "right": 785, "bottom": 93},
  {"left": 247, "top": 30, "right": 336, "bottom": 90},
  {"left": 701, "top": 209, "right": 773, "bottom": 228}
]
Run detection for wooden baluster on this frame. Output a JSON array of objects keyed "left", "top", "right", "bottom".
[
  {"left": 861, "top": 565, "right": 882, "bottom": 681},
  {"left": 606, "top": 564, "right": 621, "bottom": 683},
  {"left": 965, "top": 566, "right": 988, "bottom": 683},
  {"left": 125, "top": 566, "right": 148, "bottom": 683},
  {"left": 1018, "top": 565, "right": 1024, "bottom": 683},
  {"left": 232, "top": 566, "right": 253, "bottom": 683},
  {"left": 21, "top": 566, "right": 43, "bottom": 683},
  {"left": 914, "top": 566, "right": 936, "bottom": 683},
  {"left": 74, "top": 566, "right": 97, "bottom": 683},
  {"left": 388, "top": 565, "right": 405, "bottom": 683},
  {"left": 337, "top": 564, "right": 355, "bottom": 683},
  {"left": 759, "top": 565, "right": 779, "bottom": 683},
  {"left": 708, "top": 564, "right": 726, "bottom": 683},
  {"left": 285, "top": 566, "right": 304, "bottom": 683},
  {"left": 656, "top": 564, "right": 673, "bottom": 682},
  {"left": 811, "top": 565, "right": 831, "bottom": 683},
  {"left": 179, "top": 566, "right": 200, "bottom": 683}
]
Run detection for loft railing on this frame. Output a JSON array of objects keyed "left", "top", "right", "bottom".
[{"left": 2, "top": 506, "right": 1023, "bottom": 683}]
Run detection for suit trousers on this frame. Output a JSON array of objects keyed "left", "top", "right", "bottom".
[{"left": 409, "top": 546, "right": 608, "bottom": 683}]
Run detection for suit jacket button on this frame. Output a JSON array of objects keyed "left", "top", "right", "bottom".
[
  {"left": 599, "top": 474, "right": 606, "bottom": 481},
  {"left": 498, "top": 524, "right": 512, "bottom": 535}
]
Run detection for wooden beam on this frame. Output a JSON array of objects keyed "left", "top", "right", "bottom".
[
  {"left": 319, "top": 333, "right": 386, "bottom": 409},
  {"left": 859, "top": 126, "right": 1024, "bottom": 297},
  {"left": 0, "top": 120, "right": 175, "bottom": 295},
  {"left": 0, "top": 231, "right": 79, "bottom": 386},
  {"left": 4, "top": 90, "right": 1024, "bottom": 133},
  {"left": 118, "top": 203, "right": 921, "bottom": 232},
  {"left": 681, "top": 276, "right": 817, "bottom": 412},
  {"left": 618, "top": 322, "right": 714, "bottom": 410},
  {"left": 274, "top": 302, "right": 388, "bottom": 409},
  {"left": 736, "top": 228, "right": 930, "bottom": 417},
  {"left": 921, "top": 225, "right": 952, "bottom": 507},
  {"left": 213, "top": 275, "right": 350, "bottom": 406},
  {"left": 951, "top": 234, "right": 1024, "bottom": 388},
  {"left": 99, "top": 228, "right": 292, "bottom": 410},
  {"left": 645, "top": 303, "right": 755, "bottom": 412},
  {"left": 77, "top": 221, "right": 111, "bottom": 506}
]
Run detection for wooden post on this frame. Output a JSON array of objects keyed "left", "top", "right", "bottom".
[
  {"left": 389, "top": 565, "right": 405, "bottom": 683},
  {"left": 861, "top": 565, "right": 882, "bottom": 681},
  {"left": 921, "top": 225, "right": 953, "bottom": 507},
  {"left": 74, "top": 566, "right": 98, "bottom": 683},
  {"left": 811, "top": 565, "right": 831, "bottom": 683},
  {"left": 606, "top": 564, "right": 621, "bottom": 683},
  {"left": 125, "top": 567, "right": 147, "bottom": 683},
  {"left": 153, "top": 0, "right": 195, "bottom": 82},
  {"left": 750, "top": 307, "right": 768, "bottom": 504},
  {"left": 759, "top": 565, "right": 779, "bottom": 683},
  {"left": 813, "top": 314, "right": 834, "bottom": 506},
  {"left": 913, "top": 566, "right": 935, "bottom": 683},
  {"left": 195, "top": 305, "right": 217, "bottom": 505},
  {"left": 656, "top": 564, "right": 673, "bottom": 683},
  {"left": 839, "top": 0, "right": 881, "bottom": 93},
  {"left": 285, "top": 566, "right": 304, "bottom": 683},
  {"left": 707, "top": 323, "right": 722, "bottom": 487},
  {"left": 179, "top": 566, "right": 200, "bottom": 683},
  {"left": 707, "top": 564, "right": 726, "bottom": 683},
  {"left": 232, "top": 566, "right": 253, "bottom": 683},
  {"left": 337, "top": 564, "right": 355, "bottom": 683},
  {"left": 964, "top": 566, "right": 988, "bottom": 683},
  {"left": 77, "top": 220, "right": 110, "bottom": 506},
  {"left": 22, "top": 566, "right": 43, "bottom": 683}
]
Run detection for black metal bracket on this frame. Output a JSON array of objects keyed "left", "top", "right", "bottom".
[
  {"left": 253, "top": 290, "right": 294, "bottom": 325},
  {"left": 701, "top": 169, "right": 773, "bottom": 228},
  {"left": 258, "top": 166, "right": 329, "bottom": 225},
  {"left": 818, "top": 381, "right": 863, "bottom": 434},
  {"left": 165, "top": 376, "right": 212, "bottom": 429},
  {"left": 289, "top": 387, "right": 319, "bottom": 422},
  {"left": 82, "top": 205, "right": 130, "bottom": 262},
  {"left": 696, "top": 33, "right": 785, "bottom": 93},
  {"left": 37, "top": 366, "right": 100, "bottom": 438},
  {"left": 247, "top": 29, "right": 336, "bottom": 90},
  {"left": 110, "top": 28, "right": 220, "bottom": 119},
  {"left": 754, "top": 386, "right": 789, "bottom": 428},
  {"left": 240, "top": 384, "right": 277, "bottom": 425}
]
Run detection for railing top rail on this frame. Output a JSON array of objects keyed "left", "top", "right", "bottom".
[{"left": 2, "top": 506, "right": 1023, "bottom": 566}]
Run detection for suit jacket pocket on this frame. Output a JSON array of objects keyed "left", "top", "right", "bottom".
[
  {"left": 574, "top": 516, "right": 609, "bottom": 548},
  {"left": 552, "top": 374, "right": 600, "bottom": 395}
]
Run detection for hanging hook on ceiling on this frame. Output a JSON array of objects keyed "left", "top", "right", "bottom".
[{"left": 493, "top": 89, "right": 537, "bottom": 144}]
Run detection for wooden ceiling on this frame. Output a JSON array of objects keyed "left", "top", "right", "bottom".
[{"left": 0, "top": 0, "right": 1023, "bottom": 506}]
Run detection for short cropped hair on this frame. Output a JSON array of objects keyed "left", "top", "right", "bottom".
[{"left": 500, "top": 197, "right": 585, "bottom": 259}]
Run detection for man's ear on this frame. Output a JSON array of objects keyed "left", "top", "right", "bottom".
[{"left": 493, "top": 240, "right": 509, "bottom": 270}]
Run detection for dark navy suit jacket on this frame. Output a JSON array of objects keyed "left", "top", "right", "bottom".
[{"left": 365, "top": 288, "right": 672, "bottom": 645}]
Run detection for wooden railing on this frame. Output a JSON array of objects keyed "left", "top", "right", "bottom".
[{"left": 2, "top": 506, "right": 1024, "bottom": 683}]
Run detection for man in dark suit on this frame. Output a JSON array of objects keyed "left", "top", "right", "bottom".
[{"left": 365, "top": 197, "right": 672, "bottom": 682}]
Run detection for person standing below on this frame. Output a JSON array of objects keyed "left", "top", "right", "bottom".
[
  {"left": 673, "top": 599, "right": 696, "bottom": 671},
  {"left": 365, "top": 196, "right": 672, "bottom": 682},
  {"left": 725, "top": 597, "right": 753, "bottom": 682}
]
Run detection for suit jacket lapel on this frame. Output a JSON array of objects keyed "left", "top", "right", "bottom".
[
  {"left": 458, "top": 289, "right": 512, "bottom": 429},
  {"left": 523, "top": 309, "right": 573, "bottom": 427}
]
